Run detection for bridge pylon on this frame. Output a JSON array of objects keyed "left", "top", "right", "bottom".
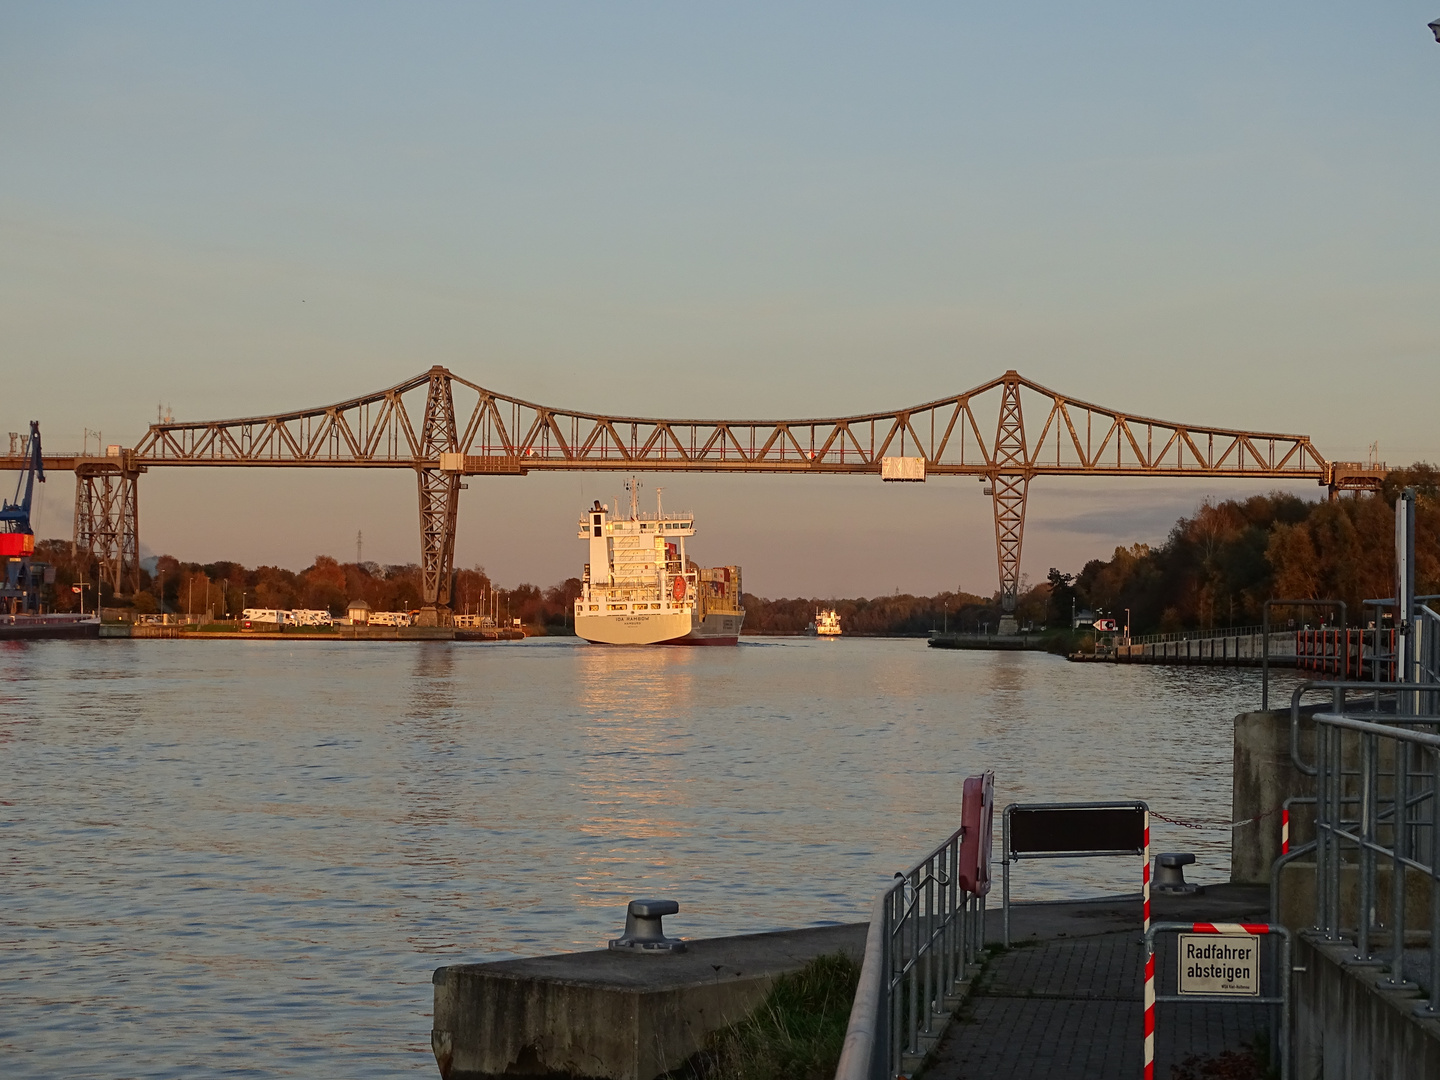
[
  {"left": 416, "top": 367, "right": 460, "bottom": 626},
  {"left": 991, "top": 373, "right": 1028, "bottom": 635},
  {"left": 74, "top": 459, "right": 141, "bottom": 598}
]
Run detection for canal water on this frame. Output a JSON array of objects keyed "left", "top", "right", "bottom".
[{"left": 0, "top": 637, "right": 1296, "bottom": 1077}]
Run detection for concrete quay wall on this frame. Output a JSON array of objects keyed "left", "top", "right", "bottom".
[
  {"left": 1295, "top": 934, "right": 1440, "bottom": 1079},
  {"left": 1232, "top": 707, "right": 1317, "bottom": 884},
  {"left": 1107, "top": 631, "right": 1295, "bottom": 666},
  {"left": 431, "top": 923, "right": 865, "bottom": 1080}
]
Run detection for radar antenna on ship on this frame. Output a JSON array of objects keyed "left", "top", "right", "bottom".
[{"left": 625, "top": 476, "right": 641, "bottom": 520}]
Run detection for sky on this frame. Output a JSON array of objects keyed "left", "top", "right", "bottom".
[{"left": 2, "top": 3, "right": 1438, "bottom": 598}]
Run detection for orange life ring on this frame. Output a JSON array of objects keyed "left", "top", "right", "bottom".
[{"left": 672, "top": 576, "right": 686, "bottom": 601}]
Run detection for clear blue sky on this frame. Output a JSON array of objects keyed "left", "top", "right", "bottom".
[{"left": 3, "top": 3, "right": 1438, "bottom": 596}]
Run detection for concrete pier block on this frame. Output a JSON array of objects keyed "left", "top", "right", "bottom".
[{"left": 431, "top": 922, "right": 865, "bottom": 1080}]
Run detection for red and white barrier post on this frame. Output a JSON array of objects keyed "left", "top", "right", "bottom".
[
  {"left": 1142, "top": 806, "right": 1151, "bottom": 934},
  {"left": 1143, "top": 939, "right": 1156, "bottom": 1078}
]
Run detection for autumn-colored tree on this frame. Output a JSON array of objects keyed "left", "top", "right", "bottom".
[
  {"left": 1267, "top": 523, "right": 1320, "bottom": 602},
  {"left": 1062, "top": 465, "right": 1439, "bottom": 634}
]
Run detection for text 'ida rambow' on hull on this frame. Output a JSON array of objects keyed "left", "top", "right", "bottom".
[{"left": 574, "top": 486, "right": 744, "bottom": 646}]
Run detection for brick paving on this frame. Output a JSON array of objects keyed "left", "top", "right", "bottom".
[{"left": 924, "top": 891, "right": 1278, "bottom": 1080}]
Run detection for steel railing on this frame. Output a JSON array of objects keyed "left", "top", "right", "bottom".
[
  {"left": 835, "top": 825, "right": 986, "bottom": 1080},
  {"left": 1302, "top": 689, "right": 1440, "bottom": 1017},
  {"left": 1128, "top": 622, "right": 1269, "bottom": 646}
]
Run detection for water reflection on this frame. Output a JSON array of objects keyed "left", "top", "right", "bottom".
[{"left": 571, "top": 648, "right": 705, "bottom": 916}]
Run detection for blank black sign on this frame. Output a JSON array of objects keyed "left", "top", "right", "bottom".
[{"left": 1009, "top": 807, "right": 1144, "bottom": 856}]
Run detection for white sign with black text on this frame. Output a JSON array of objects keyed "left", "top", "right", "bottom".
[{"left": 1177, "top": 933, "right": 1260, "bottom": 997}]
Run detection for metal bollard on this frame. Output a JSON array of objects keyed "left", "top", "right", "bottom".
[
  {"left": 609, "top": 898, "right": 687, "bottom": 953},
  {"left": 1153, "top": 853, "right": 1200, "bottom": 895}
]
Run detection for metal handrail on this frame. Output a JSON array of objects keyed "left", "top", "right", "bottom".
[
  {"left": 836, "top": 823, "right": 985, "bottom": 1080},
  {"left": 1310, "top": 705, "right": 1440, "bottom": 1017},
  {"left": 835, "top": 892, "right": 888, "bottom": 1080}
]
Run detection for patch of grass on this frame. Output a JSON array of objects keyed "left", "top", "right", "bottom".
[{"left": 667, "top": 952, "right": 861, "bottom": 1080}]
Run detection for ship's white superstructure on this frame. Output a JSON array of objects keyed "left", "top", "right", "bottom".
[
  {"left": 814, "top": 609, "right": 842, "bottom": 637},
  {"left": 574, "top": 485, "right": 744, "bottom": 645}
]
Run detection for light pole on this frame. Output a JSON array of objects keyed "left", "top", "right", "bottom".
[{"left": 1124, "top": 607, "right": 1131, "bottom": 645}]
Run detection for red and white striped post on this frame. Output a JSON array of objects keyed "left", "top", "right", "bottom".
[
  {"left": 1143, "top": 940, "right": 1156, "bottom": 1078},
  {"left": 1142, "top": 806, "right": 1153, "bottom": 1077},
  {"left": 1281, "top": 807, "right": 1289, "bottom": 855},
  {"left": 1142, "top": 806, "right": 1151, "bottom": 933}
]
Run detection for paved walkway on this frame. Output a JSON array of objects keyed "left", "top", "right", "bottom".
[{"left": 922, "top": 885, "right": 1275, "bottom": 1080}]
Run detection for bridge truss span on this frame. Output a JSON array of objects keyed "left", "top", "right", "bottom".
[
  {"left": 131, "top": 368, "right": 1329, "bottom": 480},
  {"left": 65, "top": 367, "right": 1369, "bottom": 622}
]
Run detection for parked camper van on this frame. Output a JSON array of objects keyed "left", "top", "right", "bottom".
[{"left": 241, "top": 608, "right": 287, "bottom": 631}]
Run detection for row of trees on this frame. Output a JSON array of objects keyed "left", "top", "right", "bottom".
[
  {"left": 30, "top": 542, "right": 584, "bottom": 630},
  {"left": 1046, "top": 465, "right": 1440, "bottom": 634}
]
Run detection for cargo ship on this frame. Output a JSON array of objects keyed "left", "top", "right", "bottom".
[
  {"left": 574, "top": 487, "right": 744, "bottom": 645},
  {"left": 811, "top": 609, "right": 842, "bottom": 637}
]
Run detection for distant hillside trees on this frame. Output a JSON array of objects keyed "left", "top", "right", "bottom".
[
  {"left": 1051, "top": 464, "right": 1440, "bottom": 634},
  {"left": 740, "top": 586, "right": 1048, "bottom": 636}
]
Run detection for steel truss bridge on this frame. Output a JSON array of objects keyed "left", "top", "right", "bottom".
[{"left": 3, "top": 367, "right": 1386, "bottom": 624}]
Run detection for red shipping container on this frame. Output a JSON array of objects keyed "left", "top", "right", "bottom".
[{"left": 0, "top": 533, "right": 35, "bottom": 557}]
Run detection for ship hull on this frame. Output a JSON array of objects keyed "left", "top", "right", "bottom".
[
  {"left": 576, "top": 609, "right": 693, "bottom": 645},
  {"left": 575, "top": 610, "right": 742, "bottom": 646},
  {"left": 0, "top": 614, "right": 101, "bottom": 640},
  {"left": 661, "top": 612, "right": 742, "bottom": 645}
]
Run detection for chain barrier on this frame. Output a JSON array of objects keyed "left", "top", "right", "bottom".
[{"left": 1149, "top": 806, "right": 1283, "bottom": 832}]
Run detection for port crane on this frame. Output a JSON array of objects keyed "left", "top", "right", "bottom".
[{"left": 1, "top": 420, "right": 47, "bottom": 613}]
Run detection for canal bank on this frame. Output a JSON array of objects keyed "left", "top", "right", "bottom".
[{"left": 98, "top": 624, "right": 530, "bottom": 641}]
